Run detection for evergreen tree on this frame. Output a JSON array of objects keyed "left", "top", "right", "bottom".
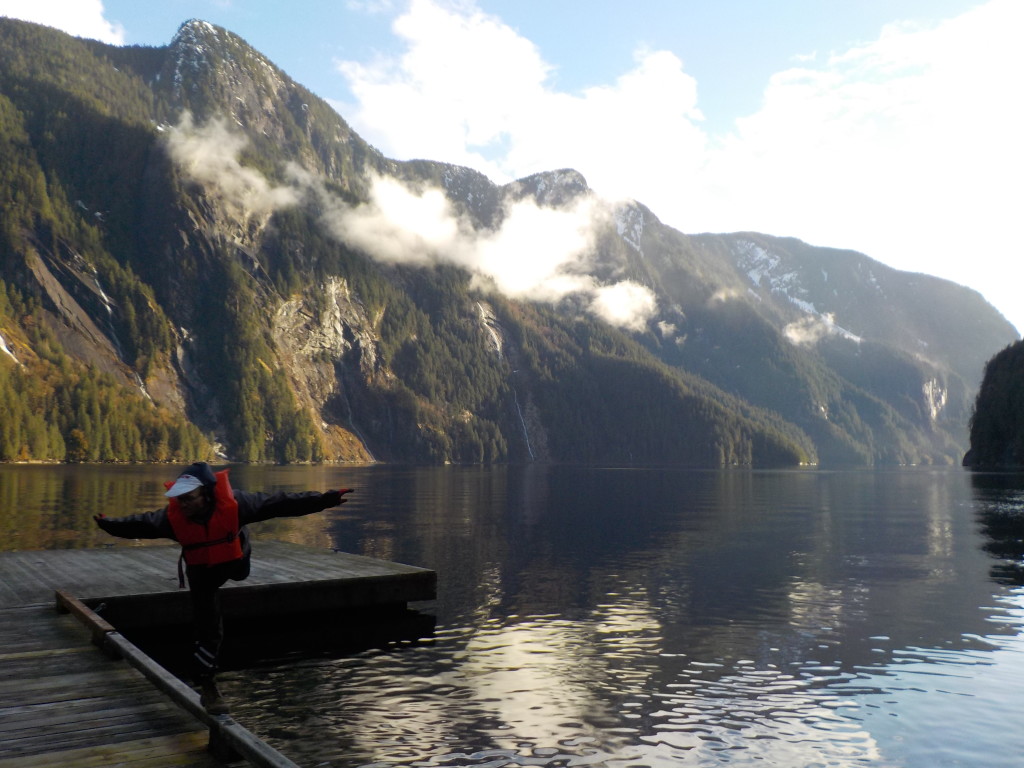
[{"left": 966, "top": 340, "right": 1024, "bottom": 468}]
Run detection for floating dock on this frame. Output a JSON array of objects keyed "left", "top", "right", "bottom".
[
  {"left": 0, "top": 541, "right": 437, "bottom": 623},
  {"left": 0, "top": 542, "right": 437, "bottom": 766}
]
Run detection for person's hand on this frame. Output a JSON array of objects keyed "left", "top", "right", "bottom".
[{"left": 322, "top": 488, "right": 353, "bottom": 507}]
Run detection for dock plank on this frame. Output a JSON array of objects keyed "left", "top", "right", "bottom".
[
  {"left": 0, "top": 606, "right": 222, "bottom": 767},
  {"left": 0, "top": 731, "right": 215, "bottom": 768}
]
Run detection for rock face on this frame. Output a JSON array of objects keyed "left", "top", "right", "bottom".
[
  {"left": 271, "top": 278, "right": 378, "bottom": 461},
  {"left": 0, "top": 17, "right": 1019, "bottom": 465}
]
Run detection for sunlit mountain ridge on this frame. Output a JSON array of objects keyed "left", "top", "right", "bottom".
[{"left": 0, "top": 18, "right": 1016, "bottom": 465}]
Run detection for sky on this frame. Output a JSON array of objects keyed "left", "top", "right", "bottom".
[{"left": 2, "top": 0, "right": 1022, "bottom": 335}]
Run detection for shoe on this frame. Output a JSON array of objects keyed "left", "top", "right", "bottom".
[{"left": 200, "top": 679, "right": 230, "bottom": 715}]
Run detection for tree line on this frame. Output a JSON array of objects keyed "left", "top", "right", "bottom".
[
  {"left": 0, "top": 281, "right": 212, "bottom": 463},
  {"left": 965, "top": 340, "right": 1024, "bottom": 468}
]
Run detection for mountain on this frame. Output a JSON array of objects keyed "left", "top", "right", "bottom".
[
  {"left": 0, "top": 18, "right": 1018, "bottom": 466},
  {"left": 963, "top": 340, "right": 1024, "bottom": 469}
]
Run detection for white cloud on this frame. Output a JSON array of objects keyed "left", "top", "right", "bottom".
[
  {"left": 335, "top": 0, "right": 1024, "bottom": 334},
  {"left": 708, "top": 287, "right": 742, "bottom": 305},
  {"left": 697, "top": 0, "right": 1023, "bottom": 332},
  {"left": 164, "top": 113, "right": 301, "bottom": 219},
  {"left": 337, "top": 0, "right": 551, "bottom": 179},
  {"left": 0, "top": 0, "right": 124, "bottom": 44},
  {"left": 699, "top": 0, "right": 1022, "bottom": 244},
  {"left": 784, "top": 313, "right": 860, "bottom": 347},
  {"left": 470, "top": 196, "right": 601, "bottom": 301},
  {"left": 319, "top": 173, "right": 471, "bottom": 265},
  {"left": 164, "top": 115, "right": 657, "bottom": 331},
  {"left": 589, "top": 281, "right": 658, "bottom": 332},
  {"left": 336, "top": 0, "right": 707, "bottom": 202},
  {"left": 319, "top": 172, "right": 658, "bottom": 330}
]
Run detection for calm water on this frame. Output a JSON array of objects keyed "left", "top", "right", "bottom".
[{"left": 3, "top": 464, "right": 1024, "bottom": 767}]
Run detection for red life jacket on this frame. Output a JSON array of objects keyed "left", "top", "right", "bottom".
[{"left": 166, "top": 470, "right": 243, "bottom": 575}]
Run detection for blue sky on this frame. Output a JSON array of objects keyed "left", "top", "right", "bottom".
[{"left": 2, "top": 0, "right": 1022, "bottom": 335}]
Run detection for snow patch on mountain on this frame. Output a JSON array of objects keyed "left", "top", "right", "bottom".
[
  {"left": 0, "top": 331, "right": 16, "bottom": 362},
  {"left": 736, "top": 240, "right": 811, "bottom": 310},
  {"left": 533, "top": 169, "right": 587, "bottom": 202},
  {"left": 734, "top": 239, "right": 861, "bottom": 346},
  {"left": 171, "top": 20, "right": 219, "bottom": 92},
  {"left": 615, "top": 204, "right": 644, "bottom": 253},
  {"left": 170, "top": 19, "right": 283, "bottom": 105}
]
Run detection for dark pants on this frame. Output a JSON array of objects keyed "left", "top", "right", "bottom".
[{"left": 185, "top": 554, "right": 250, "bottom": 681}]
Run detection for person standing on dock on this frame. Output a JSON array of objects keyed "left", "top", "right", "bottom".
[{"left": 93, "top": 461, "right": 351, "bottom": 715}]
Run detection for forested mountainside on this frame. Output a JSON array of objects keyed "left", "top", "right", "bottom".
[
  {"left": 0, "top": 18, "right": 1018, "bottom": 466},
  {"left": 963, "top": 340, "right": 1024, "bottom": 469}
]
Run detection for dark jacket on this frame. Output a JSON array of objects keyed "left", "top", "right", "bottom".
[
  {"left": 97, "top": 489, "right": 340, "bottom": 587},
  {"left": 96, "top": 489, "right": 336, "bottom": 541}
]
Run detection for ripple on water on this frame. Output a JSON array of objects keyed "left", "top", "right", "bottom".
[{"left": 224, "top": 615, "right": 903, "bottom": 768}]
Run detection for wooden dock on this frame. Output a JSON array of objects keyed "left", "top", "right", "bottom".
[
  {"left": 0, "top": 602, "right": 223, "bottom": 767},
  {"left": 0, "top": 543, "right": 437, "bottom": 766},
  {"left": 0, "top": 541, "right": 437, "bottom": 624}
]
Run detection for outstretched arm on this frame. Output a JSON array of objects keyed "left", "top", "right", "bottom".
[
  {"left": 235, "top": 488, "right": 353, "bottom": 525},
  {"left": 94, "top": 508, "right": 175, "bottom": 540}
]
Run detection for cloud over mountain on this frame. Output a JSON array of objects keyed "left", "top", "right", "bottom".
[
  {"left": 333, "top": 0, "right": 1024, "bottom": 336},
  {"left": 165, "top": 115, "right": 658, "bottom": 330}
]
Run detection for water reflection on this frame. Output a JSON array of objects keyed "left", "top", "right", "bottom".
[
  {"left": 4, "top": 465, "right": 1024, "bottom": 766},
  {"left": 971, "top": 472, "right": 1024, "bottom": 585},
  {"left": 224, "top": 615, "right": 890, "bottom": 767},
  {"left": 0, "top": 463, "right": 174, "bottom": 550},
  {"left": 228, "top": 467, "right": 1024, "bottom": 767}
]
